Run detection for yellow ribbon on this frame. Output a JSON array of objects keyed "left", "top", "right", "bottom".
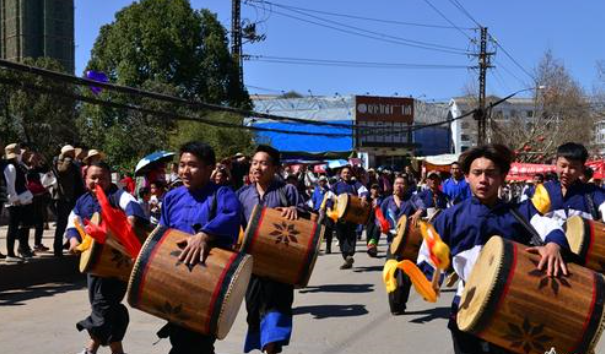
[
  {"left": 383, "top": 259, "right": 438, "bottom": 303},
  {"left": 531, "top": 183, "right": 551, "bottom": 215},
  {"left": 419, "top": 221, "right": 450, "bottom": 271},
  {"left": 74, "top": 218, "right": 93, "bottom": 252}
]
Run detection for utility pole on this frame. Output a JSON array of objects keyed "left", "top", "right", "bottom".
[
  {"left": 231, "top": 0, "right": 243, "bottom": 86},
  {"left": 475, "top": 27, "right": 493, "bottom": 145}
]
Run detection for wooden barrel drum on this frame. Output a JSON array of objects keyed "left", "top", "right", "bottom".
[
  {"left": 79, "top": 213, "right": 134, "bottom": 282},
  {"left": 127, "top": 226, "right": 253, "bottom": 339},
  {"left": 565, "top": 215, "right": 605, "bottom": 274},
  {"left": 240, "top": 206, "right": 322, "bottom": 288},
  {"left": 389, "top": 211, "right": 441, "bottom": 261},
  {"left": 457, "top": 236, "right": 605, "bottom": 354},
  {"left": 336, "top": 194, "right": 370, "bottom": 224}
]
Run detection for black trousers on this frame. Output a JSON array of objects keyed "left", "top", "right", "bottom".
[
  {"left": 77, "top": 274, "right": 129, "bottom": 346},
  {"left": 323, "top": 218, "right": 334, "bottom": 252},
  {"left": 32, "top": 195, "right": 48, "bottom": 246},
  {"left": 157, "top": 323, "right": 216, "bottom": 354},
  {"left": 386, "top": 249, "right": 412, "bottom": 314},
  {"left": 6, "top": 205, "right": 31, "bottom": 257},
  {"left": 366, "top": 221, "right": 381, "bottom": 244},
  {"left": 54, "top": 199, "right": 74, "bottom": 255},
  {"left": 335, "top": 221, "right": 357, "bottom": 260}
]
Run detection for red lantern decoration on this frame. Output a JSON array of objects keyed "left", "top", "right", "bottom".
[
  {"left": 537, "top": 136, "right": 545, "bottom": 142},
  {"left": 524, "top": 145, "right": 531, "bottom": 152}
]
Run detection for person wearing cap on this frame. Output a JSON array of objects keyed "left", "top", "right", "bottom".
[
  {"left": 410, "top": 171, "right": 449, "bottom": 224},
  {"left": 52, "top": 144, "right": 85, "bottom": 257},
  {"left": 237, "top": 145, "right": 304, "bottom": 354},
  {"left": 3, "top": 143, "right": 35, "bottom": 262},
  {"left": 311, "top": 175, "right": 334, "bottom": 253},
  {"left": 81, "top": 149, "right": 106, "bottom": 179}
]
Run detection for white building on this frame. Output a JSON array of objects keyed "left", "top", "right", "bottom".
[{"left": 449, "top": 96, "right": 537, "bottom": 154}]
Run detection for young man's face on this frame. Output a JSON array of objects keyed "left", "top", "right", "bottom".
[
  {"left": 466, "top": 157, "right": 505, "bottom": 204},
  {"left": 179, "top": 152, "right": 213, "bottom": 190},
  {"left": 427, "top": 176, "right": 441, "bottom": 191},
  {"left": 393, "top": 177, "right": 407, "bottom": 197},
  {"left": 450, "top": 163, "right": 462, "bottom": 179},
  {"left": 86, "top": 166, "right": 111, "bottom": 192},
  {"left": 250, "top": 152, "right": 277, "bottom": 186},
  {"left": 340, "top": 168, "right": 352, "bottom": 181},
  {"left": 555, "top": 156, "right": 584, "bottom": 188}
]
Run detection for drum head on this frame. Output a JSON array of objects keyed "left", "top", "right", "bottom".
[
  {"left": 565, "top": 215, "right": 589, "bottom": 258},
  {"left": 457, "top": 236, "right": 506, "bottom": 333},
  {"left": 216, "top": 254, "right": 253, "bottom": 339},
  {"left": 389, "top": 215, "right": 408, "bottom": 256},
  {"left": 336, "top": 194, "right": 350, "bottom": 219},
  {"left": 78, "top": 213, "right": 102, "bottom": 273}
]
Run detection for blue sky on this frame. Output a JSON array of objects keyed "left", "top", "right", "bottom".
[{"left": 75, "top": 1, "right": 605, "bottom": 101}]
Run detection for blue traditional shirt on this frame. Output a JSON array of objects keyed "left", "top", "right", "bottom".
[
  {"left": 65, "top": 185, "right": 147, "bottom": 241},
  {"left": 442, "top": 177, "right": 471, "bottom": 205},
  {"left": 330, "top": 180, "right": 369, "bottom": 197},
  {"left": 159, "top": 183, "right": 241, "bottom": 247},
  {"left": 417, "top": 197, "right": 569, "bottom": 313},
  {"left": 379, "top": 195, "right": 416, "bottom": 232},
  {"left": 237, "top": 181, "right": 304, "bottom": 226},
  {"left": 310, "top": 185, "right": 330, "bottom": 212},
  {"left": 540, "top": 180, "right": 605, "bottom": 223},
  {"left": 412, "top": 189, "right": 449, "bottom": 212}
]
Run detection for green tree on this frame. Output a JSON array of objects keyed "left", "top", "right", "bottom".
[
  {"left": 0, "top": 57, "right": 76, "bottom": 159},
  {"left": 80, "top": 0, "right": 252, "bottom": 169}
]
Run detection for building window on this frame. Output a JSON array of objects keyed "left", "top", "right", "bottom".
[
  {"left": 461, "top": 134, "right": 471, "bottom": 142},
  {"left": 461, "top": 122, "right": 470, "bottom": 130},
  {"left": 526, "top": 110, "right": 534, "bottom": 118}
]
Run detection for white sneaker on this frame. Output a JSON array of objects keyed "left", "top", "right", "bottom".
[{"left": 5, "top": 256, "right": 24, "bottom": 264}]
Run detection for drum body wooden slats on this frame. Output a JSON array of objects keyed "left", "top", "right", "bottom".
[
  {"left": 127, "top": 226, "right": 253, "bottom": 339},
  {"left": 240, "top": 206, "right": 322, "bottom": 288},
  {"left": 389, "top": 211, "right": 441, "bottom": 261},
  {"left": 457, "top": 236, "right": 605, "bottom": 354},
  {"left": 565, "top": 215, "right": 605, "bottom": 274},
  {"left": 79, "top": 213, "right": 133, "bottom": 282},
  {"left": 336, "top": 194, "right": 370, "bottom": 225},
  {"left": 389, "top": 216, "right": 422, "bottom": 261}
]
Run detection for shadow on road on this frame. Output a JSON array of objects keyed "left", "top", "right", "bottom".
[
  {"left": 0, "top": 279, "right": 86, "bottom": 306},
  {"left": 293, "top": 304, "right": 369, "bottom": 319},
  {"left": 299, "top": 283, "right": 374, "bottom": 294},
  {"left": 352, "top": 265, "right": 383, "bottom": 273},
  {"left": 405, "top": 306, "right": 450, "bottom": 323}
]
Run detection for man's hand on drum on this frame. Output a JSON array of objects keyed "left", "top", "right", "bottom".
[
  {"left": 278, "top": 206, "right": 298, "bottom": 220},
  {"left": 180, "top": 233, "right": 212, "bottom": 266},
  {"left": 68, "top": 238, "right": 81, "bottom": 254},
  {"left": 410, "top": 209, "right": 423, "bottom": 227},
  {"left": 526, "top": 242, "right": 568, "bottom": 277},
  {"left": 360, "top": 197, "right": 369, "bottom": 208}
]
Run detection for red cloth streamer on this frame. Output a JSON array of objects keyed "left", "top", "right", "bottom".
[
  {"left": 83, "top": 218, "right": 107, "bottom": 244},
  {"left": 374, "top": 206, "right": 391, "bottom": 234},
  {"left": 95, "top": 185, "right": 141, "bottom": 258}
]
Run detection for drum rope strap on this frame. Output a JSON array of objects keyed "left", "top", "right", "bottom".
[
  {"left": 585, "top": 193, "right": 600, "bottom": 221},
  {"left": 508, "top": 207, "right": 545, "bottom": 247}
]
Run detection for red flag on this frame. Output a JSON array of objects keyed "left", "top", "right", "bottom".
[
  {"left": 95, "top": 185, "right": 141, "bottom": 258},
  {"left": 374, "top": 206, "right": 391, "bottom": 234},
  {"left": 83, "top": 218, "right": 107, "bottom": 244}
]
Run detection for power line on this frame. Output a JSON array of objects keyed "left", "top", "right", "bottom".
[
  {"left": 420, "top": 0, "right": 474, "bottom": 41},
  {"left": 494, "top": 59, "right": 527, "bottom": 86},
  {"left": 0, "top": 58, "right": 354, "bottom": 130},
  {"left": 490, "top": 36, "right": 534, "bottom": 80},
  {"left": 248, "top": 0, "right": 476, "bottom": 30},
  {"left": 245, "top": 54, "right": 471, "bottom": 69},
  {"left": 246, "top": 2, "right": 471, "bottom": 55},
  {"left": 0, "top": 76, "right": 353, "bottom": 138},
  {"left": 447, "top": 0, "right": 482, "bottom": 28}
]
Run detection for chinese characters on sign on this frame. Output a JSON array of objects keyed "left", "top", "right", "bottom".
[{"left": 354, "top": 95, "right": 415, "bottom": 148}]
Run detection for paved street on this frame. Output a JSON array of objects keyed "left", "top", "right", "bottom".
[{"left": 1, "top": 229, "right": 604, "bottom": 354}]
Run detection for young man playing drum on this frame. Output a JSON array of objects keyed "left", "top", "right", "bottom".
[
  {"left": 417, "top": 144, "right": 570, "bottom": 354},
  {"left": 237, "top": 145, "right": 304, "bottom": 354},
  {"left": 155, "top": 141, "right": 241, "bottom": 354},
  {"left": 381, "top": 175, "right": 419, "bottom": 315},
  {"left": 66, "top": 162, "right": 148, "bottom": 354},
  {"left": 330, "top": 166, "right": 369, "bottom": 269},
  {"left": 536, "top": 142, "right": 605, "bottom": 223}
]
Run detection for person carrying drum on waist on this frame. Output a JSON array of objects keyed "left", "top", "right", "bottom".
[
  {"left": 416, "top": 144, "right": 570, "bottom": 354},
  {"left": 236, "top": 145, "right": 304, "bottom": 354},
  {"left": 66, "top": 161, "right": 148, "bottom": 354},
  {"left": 329, "top": 166, "right": 369, "bottom": 270},
  {"left": 155, "top": 141, "right": 241, "bottom": 354},
  {"left": 530, "top": 142, "right": 605, "bottom": 224}
]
